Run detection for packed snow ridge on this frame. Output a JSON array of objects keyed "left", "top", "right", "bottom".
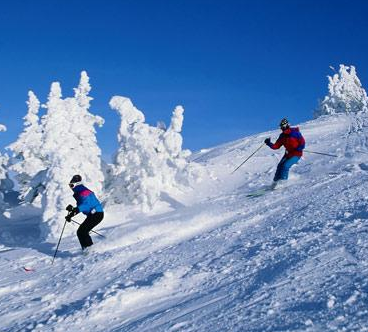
[{"left": 0, "top": 64, "right": 368, "bottom": 331}]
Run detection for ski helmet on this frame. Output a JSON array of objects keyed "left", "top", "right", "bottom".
[
  {"left": 69, "top": 174, "right": 82, "bottom": 184},
  {"left": 279, "top": 118, "right": 290, "bottom": 130}
]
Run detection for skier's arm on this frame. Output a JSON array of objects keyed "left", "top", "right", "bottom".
[
  {"left": 265, "top": 135, "right": 283, "bottom": 150},
  {"left": 77, "top": 200, "right": 90, "bottom": 214}
]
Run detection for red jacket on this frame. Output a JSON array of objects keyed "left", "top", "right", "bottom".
[{"left": 267, "top": 127, "right": 305, "bottom": 158}]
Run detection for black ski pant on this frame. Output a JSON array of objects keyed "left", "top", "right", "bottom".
[{"left": 77, "top": 212, "right": 104, "bottom": 249}]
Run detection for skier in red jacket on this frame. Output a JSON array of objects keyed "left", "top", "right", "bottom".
[{"left": 264, "top": 118, "right": 305, "bottom": 187}]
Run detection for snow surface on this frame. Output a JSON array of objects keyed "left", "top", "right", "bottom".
[{"left": 1, "top": 114, "right": 368, "bottom": 331}]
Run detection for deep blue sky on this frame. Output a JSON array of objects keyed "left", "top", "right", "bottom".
[{"left": 0, "top": 0, "right": 367, "bottom": 159}]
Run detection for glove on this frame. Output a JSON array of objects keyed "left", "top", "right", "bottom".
[
  {"left": 264, "top": 138, "right": 271, "bottom": 145},
  {"left": 65, "top": 207, "right": 79, "bottom": 222},
  {"left": 66, "top": 204, "right": 74, "bottom": 212}
]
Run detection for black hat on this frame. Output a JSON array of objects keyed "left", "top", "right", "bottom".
[
  {"left": 69, "top": 174, "right": 82, "bottom": 184},
  {"left": 279, "top": 118, "right": 290, "bottom": 130}
]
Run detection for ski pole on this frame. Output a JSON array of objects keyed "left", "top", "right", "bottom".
[
  {"left": 231, "top": 143, "right": 264, "bottom": 174},
  {"left": 51, "top": 220, "right": 68, "bottom": 265},
  {"left": 355, "top": 150, "right": 368, "bottom": 155},
  {"left": 304, "top": 150, "right": 338, "bottom": 158},
  {"left": 70, "top": 219, "right": 106, "bottom": 238}
]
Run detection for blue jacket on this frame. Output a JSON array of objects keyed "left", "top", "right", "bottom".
[{"left": 72, "top": 185, "right": 103, "bottom": 215}]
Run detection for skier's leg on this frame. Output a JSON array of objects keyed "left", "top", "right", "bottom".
[
  {"left": 77, "top": 218, "right": 93, "bottom": 249},
  {"left": 86, "top": 212, "right": 104, "bottom": 234},
  {"left": 77, "top": 212, "right": 104, "bottom": 249},
  {"left": 273, "top": 157, "right": 287, "bottom": 182},
  {"left": 279, "top": 156, "right": 300, "bottom": 180}
]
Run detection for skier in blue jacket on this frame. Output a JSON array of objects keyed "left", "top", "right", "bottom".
[{"left": 66, "top": 174, "right": 104, "bottom": 253}]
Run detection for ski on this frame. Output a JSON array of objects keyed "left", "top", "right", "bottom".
[{"left": 246, "top": 187, "right": 273, "bottom": 198}]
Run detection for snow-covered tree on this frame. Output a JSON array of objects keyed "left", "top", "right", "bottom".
[
  {"left": 27, "top": 72, "right": 105, "bottom": 239},
  {"left": 162, "top": 106, "right": 184, "bottom": 156},
  {"left": 70, "top": 71, "right": 105, "bottom": 194},
  {"left": 106, "top": 97, "right": 159, "bottom": 208},
  {"left": 314, "top": 65, "right": 368, "bottom": 118},
  {"left": 107, "top": 96, "right": 203, "bottom": 210},
  {"left": 160, "top": 106, "right": 201, "bottom": 187},
  {"left": 16, "top": 82, "right": 64, "bottom": 208},
  {"left": 0, "top": 119, "right": 10, "bottom": 209},
  {"left": 7, "top": 91, "right": 46, "bottom": 199},
  {"left": 41, "top": 82, "right": 65, "bottom": 156},
  {"left": 314, "top": 66, "right": 368, "bottom": 157},
  {"left": 39, "top": 82, "right": 70, "bottom": 237}
]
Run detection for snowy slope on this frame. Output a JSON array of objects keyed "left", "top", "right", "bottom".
[{"left": 1, "top": 114, "right": 368, "bottom": 332}]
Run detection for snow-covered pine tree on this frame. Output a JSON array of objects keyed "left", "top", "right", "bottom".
[
  {"left": 315, "top": 65, "right": 368, "bottom": 156},
  {"left": 0, "top": 121, "right": 9, "bottom": 209},
  {"left": 71, "top": 71, "right": 105, "bottom": 195},
  {"left": 160, "top": 105, "right": 203, "bottom": 187},
  {"left": 108, "top": 97, "right": 203, "bottom": 210},
  {"left": 41, "top": 82, "right": 70, "bottom": 237},
  {"left": 18, "top": 82, "right": 65, "bottom": 209},
  {"left": 107, "top": 96, "right": 160, "bottom": 208},
  {"left": 314, "top": 65, "right": 368, "bottom": 118},
  {"left": 41, "top": 72, "right": 105, "bottom": 239},
  {"left": 7, "top": 91, "right": 46, "bottom": 200},
  {"left": 162, "top": 106, "right": 184, "bottom": 157}
]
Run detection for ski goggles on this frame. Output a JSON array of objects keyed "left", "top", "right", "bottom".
[{"left": 69, "top": 181, "right": 82, "bottom": 188}]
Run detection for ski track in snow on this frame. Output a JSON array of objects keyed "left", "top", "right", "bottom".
[{"left": 1, "top": 114, "right": 368, "bottom": 331}]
